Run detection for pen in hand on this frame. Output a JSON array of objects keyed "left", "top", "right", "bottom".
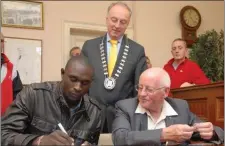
[
  {"left": 58, "top": 123, "right": 68, "bottom": 135},
  {"left": 57, "top": 123, "right": 74, "bottom": 146}
]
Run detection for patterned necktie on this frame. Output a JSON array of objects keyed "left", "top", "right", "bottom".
[{"left": 108, "top": 40, "right": 118, "bottom": 77}]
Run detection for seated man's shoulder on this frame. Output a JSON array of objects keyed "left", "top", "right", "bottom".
[
  {"left": 30, "top": 81, "right": 59, "bottom": 91},
  {"left": 166, "top": 97, "right": 189, "bottom": 108},
  {"left": 116, "top": 98, "right": 138, "bottom": 112},
  {"left": 164, "top": 58, "right": 173, "bottom": 68},
  {"left": 83, "top": 95, "right": 102, "bottom": 111},
  {"left": 117, "top": 97, "right": 137, "bottom": 105}
]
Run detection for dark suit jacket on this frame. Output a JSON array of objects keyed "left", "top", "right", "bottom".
[
  {"left": 112, "top": 97, "right": 224, "bottom": 146},
  {"left": 82, "top": 35, "right": 147, "bottom": 132}
]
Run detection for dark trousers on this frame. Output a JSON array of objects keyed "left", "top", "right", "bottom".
[
  {"left": 101, "top": 105, "right": 115, "bottom": 133},
  {"left": 102, "top": 118, "right": 109, "bottom": 133}
]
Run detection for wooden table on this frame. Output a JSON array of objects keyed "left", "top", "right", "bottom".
[
  {"left": 166, "top": 141, "right": 223, "bottom": 145},
  {"left": 190, "top": 141, "right": 223, "bottom": 146}
]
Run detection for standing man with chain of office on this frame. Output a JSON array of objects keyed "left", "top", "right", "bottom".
[{"left": 82, "top": 2, "right": 147, "bottom": 133}]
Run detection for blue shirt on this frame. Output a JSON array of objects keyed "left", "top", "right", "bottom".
[
  {"left": 70, "top": 98, "right": 82, "bottom": 116},
  {"left": 106, "top": 33, "right": 124, "bottom": 62}
]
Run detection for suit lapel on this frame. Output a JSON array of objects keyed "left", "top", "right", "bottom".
[
  {"left": 95, "top": 35, "right": 107, "bottom": 79},
  {"left": 103, "top": 35, "right": 108, "bottom": 66},
  {"left": 133, "top": 114, "right": 142, "bottom": 131},
  {"left": 134, "top": 98, "right": 148, "bottom": 131},
  {"left": 165, "top": 116, "right": 175, "bottom": 127},
  {"left": 140, "top": 113, "right": 148, "bottom": 130},
  {"left": 133, "top": 113, "right": 148, "bottom": 131},
  {"left": 164, "top": 98, "right": 178, "bottom": 127}
]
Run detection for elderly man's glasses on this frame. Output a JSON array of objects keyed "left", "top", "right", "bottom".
[{"left": 135, "top": 85, "right": 166, "bottom": 94}]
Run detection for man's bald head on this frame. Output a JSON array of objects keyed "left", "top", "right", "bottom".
[
  {"left": 140, "top": 67, "right": 171, "bottom": 88},
  {"left": 138, "top": 68, "right": 171, "bottom": 113},
  {"left": 65, "top": 55, "right": 93, "bottom": 73}
]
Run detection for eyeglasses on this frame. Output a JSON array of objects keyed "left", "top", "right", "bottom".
[{"left": 135, "top": 84, "right": 166, "bottom": 94}]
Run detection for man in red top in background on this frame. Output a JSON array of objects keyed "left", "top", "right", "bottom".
[
  {"left": 1, "top": 33, "right": 23, "bottom": 115},
  {"left": 163, "top": 38, "right": 210, "bottom": 89}
]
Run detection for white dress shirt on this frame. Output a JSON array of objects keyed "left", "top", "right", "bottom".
[{"left": 135, "top": 100, "right": 178, "bottom": 130}]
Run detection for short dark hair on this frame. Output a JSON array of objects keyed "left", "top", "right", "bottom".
[
  {"left": 172, "top": 38, "right": 187, "bottom": 48},
  {"left": 65, "top": 55, "right": 93, "bottom": 71}
]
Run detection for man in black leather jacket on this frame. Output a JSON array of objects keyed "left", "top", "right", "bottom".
[{"left": 1, "top": 56, "right": 103, "bottom": 146}]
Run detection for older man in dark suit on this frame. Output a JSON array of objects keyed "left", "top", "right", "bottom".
[
  {"left": 81, "top": 2, "right": 147, "bottom": 133},
  {"left": 112, "top": 67, "right": 224, "bottom": 146}
]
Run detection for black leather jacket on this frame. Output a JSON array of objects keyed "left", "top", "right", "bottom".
[{"left": 1, "top": 81, "right": 103, "bottom": 146}]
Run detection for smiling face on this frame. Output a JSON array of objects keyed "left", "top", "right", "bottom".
[
  {"left": 106, "top": 4, "right": 130, "bottom": 40},
  {"left": 61, "top": 58, "right": 93, "bottom": 104},
  {"left": 137, "top": 68, "right": 170, "bottom": 112},
  {"left": 138, "top": 75, "right": 165, "bottom": 112}
]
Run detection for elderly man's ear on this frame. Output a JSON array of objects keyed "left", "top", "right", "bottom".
[{"left": 164, "top": 88, "right": 170, "bottom": 97}]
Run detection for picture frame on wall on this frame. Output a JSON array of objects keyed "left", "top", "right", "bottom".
[
  {"left": 1, "top": 1, "right": 44, "bottom": 29},
  {"left": 4, "top": 37, "right": 42, "bottom": 84}
]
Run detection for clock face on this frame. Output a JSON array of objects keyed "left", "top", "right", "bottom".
[{"left": 183, "top": 9, "right": 200, "bottom": 28}]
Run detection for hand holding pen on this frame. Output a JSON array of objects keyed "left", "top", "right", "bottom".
[
  {"left": 32, "top": 123, "right": 74, "bottom": 146},
  {"left": 58, "top": 123, "right": 68, "bottom": 135},
  {"left": 58, "top": 123, "right": 92, "bottom": 146},
  {"left": 32, "top": 130, "right": 74, "bottom": 146}
]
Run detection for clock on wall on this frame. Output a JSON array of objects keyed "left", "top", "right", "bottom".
[{"left": 180, "top": 6, "right": 201, "bottom": 47}]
